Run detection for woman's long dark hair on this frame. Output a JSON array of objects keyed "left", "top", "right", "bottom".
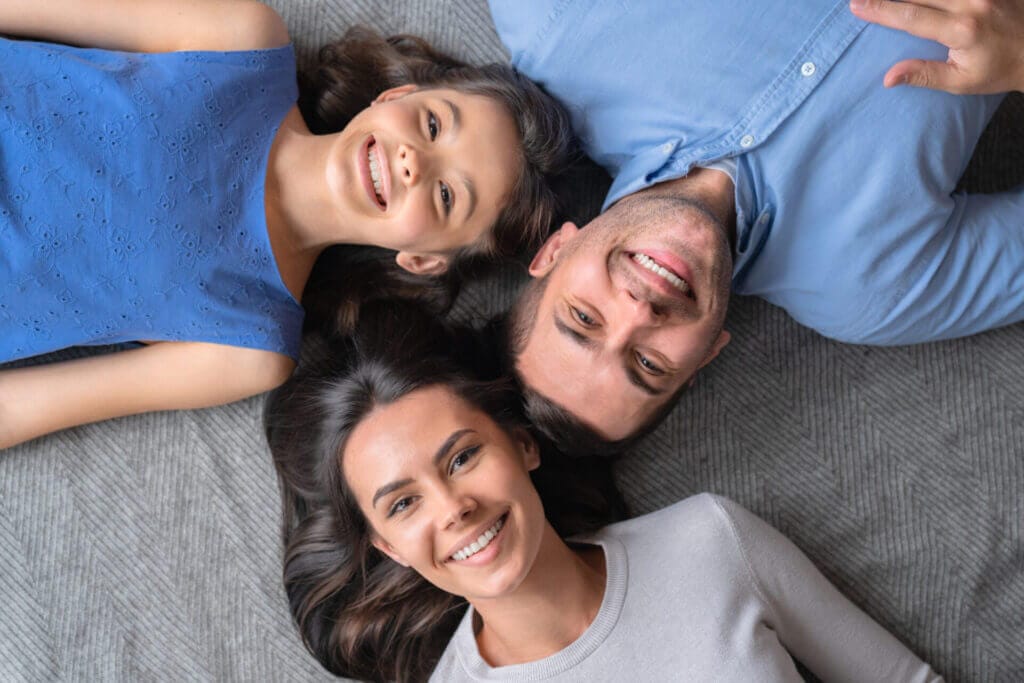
[
  {"left": 297, "top": 28, "right": 577, "bottom": 336},
  {"left": 265, "top": 302, "right": 623, "bottom": 682}
]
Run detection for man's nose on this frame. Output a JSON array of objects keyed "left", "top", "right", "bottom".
[
  {"left": 622, "top": 285, "right": 663, "bottom": 325},
  {"left": 398, "top": 143, "right": 421, "bottom": 186}
]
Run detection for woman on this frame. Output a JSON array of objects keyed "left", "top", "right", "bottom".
[
  {"left": 265, "top": 304, "right": 942, "bottom": 683},
  {"left": 0, "top": 0, "right": 573, "bottom": 449}
]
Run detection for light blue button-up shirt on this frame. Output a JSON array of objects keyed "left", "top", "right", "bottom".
[{"left": 491, "top": 0, "right": 1023, "bottom": 344}]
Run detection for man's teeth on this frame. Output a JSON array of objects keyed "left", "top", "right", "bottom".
[
  {"left": 632, "top": 252, "right": 689, "bottom": 294},
  {"left": 451, "top": 516, "right": 505, "bottom": 561},
  {"left": 368, "top": 145, "right": 385, "bottom": 203}
]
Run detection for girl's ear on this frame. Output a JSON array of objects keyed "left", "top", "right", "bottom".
[
  {"left": 373, "top": 83, "right": 418, "bottom": 105},
  {"left": 513, "top": 428, "right": 541, "bottom": 471},
  {"left": 395, "top": 251, "right": 450, "bottom": 276},
  {"left": 371, "top": 535, "right": 410, "bottom": 567}
]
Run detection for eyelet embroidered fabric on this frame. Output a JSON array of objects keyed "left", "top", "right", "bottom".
[{"left": 0, "top": 38, "right": 304, "bottom": 363}]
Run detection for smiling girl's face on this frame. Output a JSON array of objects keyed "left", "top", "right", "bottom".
[
  {"left": 341, "top": 384, "right": 546, "bottom": 601},
  {"left": 326, "top": 85, "right": 522, "bottom": 274}
]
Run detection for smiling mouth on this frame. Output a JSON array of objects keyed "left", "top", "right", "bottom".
[
  {"left": 367, "top": 140, "right": 387, "bottom": 208},
  {"left": 448, "top": 513, "right": 507, "bottom": 562},
  {"left": 629, "top": 252, "right": 695, "bottom": 301}
]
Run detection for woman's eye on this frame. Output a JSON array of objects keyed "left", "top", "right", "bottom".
[
  {"left": 572, "top": 306, "right": 596, "bottom": 327},
  {"left": 439, "top": 181, "right": 452, "bottom": 213},
  {"left": 388, "top": 496, "right": 414, "bottom": 517},
  {"left": 636, "top": 351, "right": 664, "bottom": 375},
  {"left": 449, "top": 446, "right": 480, "bottom": 475},
  {"left": 427, "top": 111, "right": 439, "bottom": 140}
]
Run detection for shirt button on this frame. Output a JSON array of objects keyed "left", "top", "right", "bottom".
[
  {"left": 662, "top": 142, "right": 674, "bottom": 153},
  {"left": 740, "top": 134, "right": 754, "bottom": 148},
  {"left": 800, "top": 61, "right": 816, "bottom": 77},
  {"left": 758, "top": 212, "right": 770, "bottom": 225}
]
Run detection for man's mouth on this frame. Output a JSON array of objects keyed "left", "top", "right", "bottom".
[
  {"left": 629, "top": 252, "right": 695, "bottom": 301},
  {"left": 448, "top": 513, "right": 507, "bottom": 562}
]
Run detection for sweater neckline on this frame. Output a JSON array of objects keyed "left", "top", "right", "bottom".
[{"left": 451, "top": 531, "right": 628, "bottom": 680}]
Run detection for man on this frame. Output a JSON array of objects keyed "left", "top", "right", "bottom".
[{"left": 491, "top": 0, "right": 1024, "bottom": 445}]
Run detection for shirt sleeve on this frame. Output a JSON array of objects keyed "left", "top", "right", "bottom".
[
  {"left": 711, "top": 495, "right": 944, "bottom": 683},
  {"left": 853, "top": 187, "right": 1024, "bottom": 345}
]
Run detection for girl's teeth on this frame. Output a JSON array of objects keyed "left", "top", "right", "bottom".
[
  {"left": 451, "top": 517, "right": 505, "bottom": 561},
  {"left": 632, "top": 253, "right": 689, "bottom": 293},
  {"left": 368, "top": 146, "right": 384, "bottom": 201}
]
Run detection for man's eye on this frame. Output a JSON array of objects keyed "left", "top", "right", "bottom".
[
  {"left": 388, "top": 496, "right": 414, "bottom": 517},
  {"left": 572, "top": 306, "right": 596, "bottom": 327},
  {"left": 427, "top": 111, "right": 439, "bottom": 140},
  {"left": 636, "top": 351, "right": 664, "bottom": 375},
  {"left": 449, "top": 446, "right": 480, "bottom": 475},
  {"left": 439, "top": 181, "right": 452, "bottom": 213}
]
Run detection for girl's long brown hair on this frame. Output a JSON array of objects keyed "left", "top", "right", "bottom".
[{"left": 297, "top": 29, "right": 577, "bottom": 337}]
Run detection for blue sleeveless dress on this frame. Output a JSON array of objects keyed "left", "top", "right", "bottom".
[{"left": 0, "top": 38, "right": 305, "bottom": 363}]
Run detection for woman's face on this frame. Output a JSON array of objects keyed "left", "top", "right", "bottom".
[
  {"left": 328, "top": 85, "right": 522, "bottom": 273},
  {"left": 342, "top": 385, "right": 547, "bottom": 601}
]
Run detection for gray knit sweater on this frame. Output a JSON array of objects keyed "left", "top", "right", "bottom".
[{"left": 430, "top": 494, "right": 941, "bottom": 682}]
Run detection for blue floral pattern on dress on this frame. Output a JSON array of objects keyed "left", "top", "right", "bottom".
[{"left": 0, "top": 38, "right": 304, "bottom": 363}]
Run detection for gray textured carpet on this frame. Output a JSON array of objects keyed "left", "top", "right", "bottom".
[{"left": 2, "top": 1, "right": 1022, "bottom": 681}]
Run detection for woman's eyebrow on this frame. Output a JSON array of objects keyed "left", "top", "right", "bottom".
[{"left": 370, "top": 429, "right": 475, "bottom": 508}]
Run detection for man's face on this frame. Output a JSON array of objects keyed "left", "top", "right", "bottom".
[{"left": 515, "top": 196, "right": 733, "bottom": 440}]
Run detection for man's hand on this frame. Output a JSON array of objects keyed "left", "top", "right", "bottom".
[{"left": 850, "top": 0, "right": 1024, "bottom": 94}]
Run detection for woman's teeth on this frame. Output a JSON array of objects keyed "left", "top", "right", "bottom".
[
  {"left": 368, "top": 145, "right": 385, "bottom": 204},
  {"left": 451, "top": 516, "right": 505, "bottom": 561},
  {"left": 632, "top": 252, "right": 689, "bottom": 294}
]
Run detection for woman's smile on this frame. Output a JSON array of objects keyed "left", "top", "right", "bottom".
[{"left": 445, "top": 511, "right": 509, "bottom": 565}]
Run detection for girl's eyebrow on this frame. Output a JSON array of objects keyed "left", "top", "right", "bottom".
[{"left": 370, "top": 429, "right": 475, "bottom": 508}]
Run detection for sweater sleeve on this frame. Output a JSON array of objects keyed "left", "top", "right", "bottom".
[{"left": 710, "top": 495, "right": 943, "bottom": 683}]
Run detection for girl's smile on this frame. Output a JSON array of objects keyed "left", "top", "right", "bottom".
[{"left": 327, "top": 85, "right": 522, "bottom": 260}]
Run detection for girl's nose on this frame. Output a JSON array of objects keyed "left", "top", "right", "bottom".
[{"left": 398, "top": 144, "right": 420, "bottom": 185}]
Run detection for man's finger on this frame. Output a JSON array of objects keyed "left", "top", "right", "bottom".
[
  {"left": 850, "top": 0, "right": 961, "bottom": 46},
  {"left": 884, "top": 59, "right": 965, "bottom": 93}
]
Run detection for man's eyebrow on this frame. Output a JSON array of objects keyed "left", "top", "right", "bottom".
[
  {"left": 371, "top": 429, "right": 474, "bottom": 508},
  {"left": 554, "top": 315, "right": 596, "bottom": 349},
  {"left": 554, "top": 312, "right": 660, "bottom": 395},
  {"left": 624, "top": 364, "right": 663, "bottom": 397}
]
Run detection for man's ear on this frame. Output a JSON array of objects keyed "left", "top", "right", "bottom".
[
  {"left": 528, "top": 222, "right": 580, "bottom": 277},
  {"left": 372, "top": 83, "right": 418, "bottom": 105},
  {"left": 513, "top": 428, "right": 541, "bottom": 471},
  {"left": 697, "top": 330, "right": 731, "bottom": 371},
  {"left": 396, "top": 251, "right": 450, "bottom": 276},
  {"left": 371, "top": 536, "right": 410, "bottom": 567}
]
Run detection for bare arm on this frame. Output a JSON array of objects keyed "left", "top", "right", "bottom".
[
  {"left": 850, "top": 0, "right": 1024, "bottom": 94},
  {"left": 0, "top": 0, "right": 289, "bottom": 53},
  {"left": 0, "top": 342, "right": 295, "bottom": 450}
]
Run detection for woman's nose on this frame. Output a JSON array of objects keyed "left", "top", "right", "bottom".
[
  {"left": 398, "top": 143, "right": 421, "bottom": 185},
  {"left": 441, "top": 490, "right": 476, "bottom": 529}
]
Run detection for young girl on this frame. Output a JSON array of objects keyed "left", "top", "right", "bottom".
[
  {"left": 265, "top": 304, "right": 942, "bottom": 683},
  {"left": 0, "top": 0, "right": 573, "bottom": 449}
]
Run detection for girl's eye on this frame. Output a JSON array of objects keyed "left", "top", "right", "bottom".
[
  {"left": 439, "top": 182, "right": 452, "bottom": 213},
  {"left": 388, "top": 496, "right": 414, "bottom": 517},
  {"left": 572, "top": 306, "right": 596, "bottom": 327},
  {"left": 427, "top": 111, "right": 439, "bottom": 140},
  {"left": 449, "top": 446, "right": 480, "bottom": 475},
  {"left": 636, "top": 351, "right": 664, "bottom": 375}
]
